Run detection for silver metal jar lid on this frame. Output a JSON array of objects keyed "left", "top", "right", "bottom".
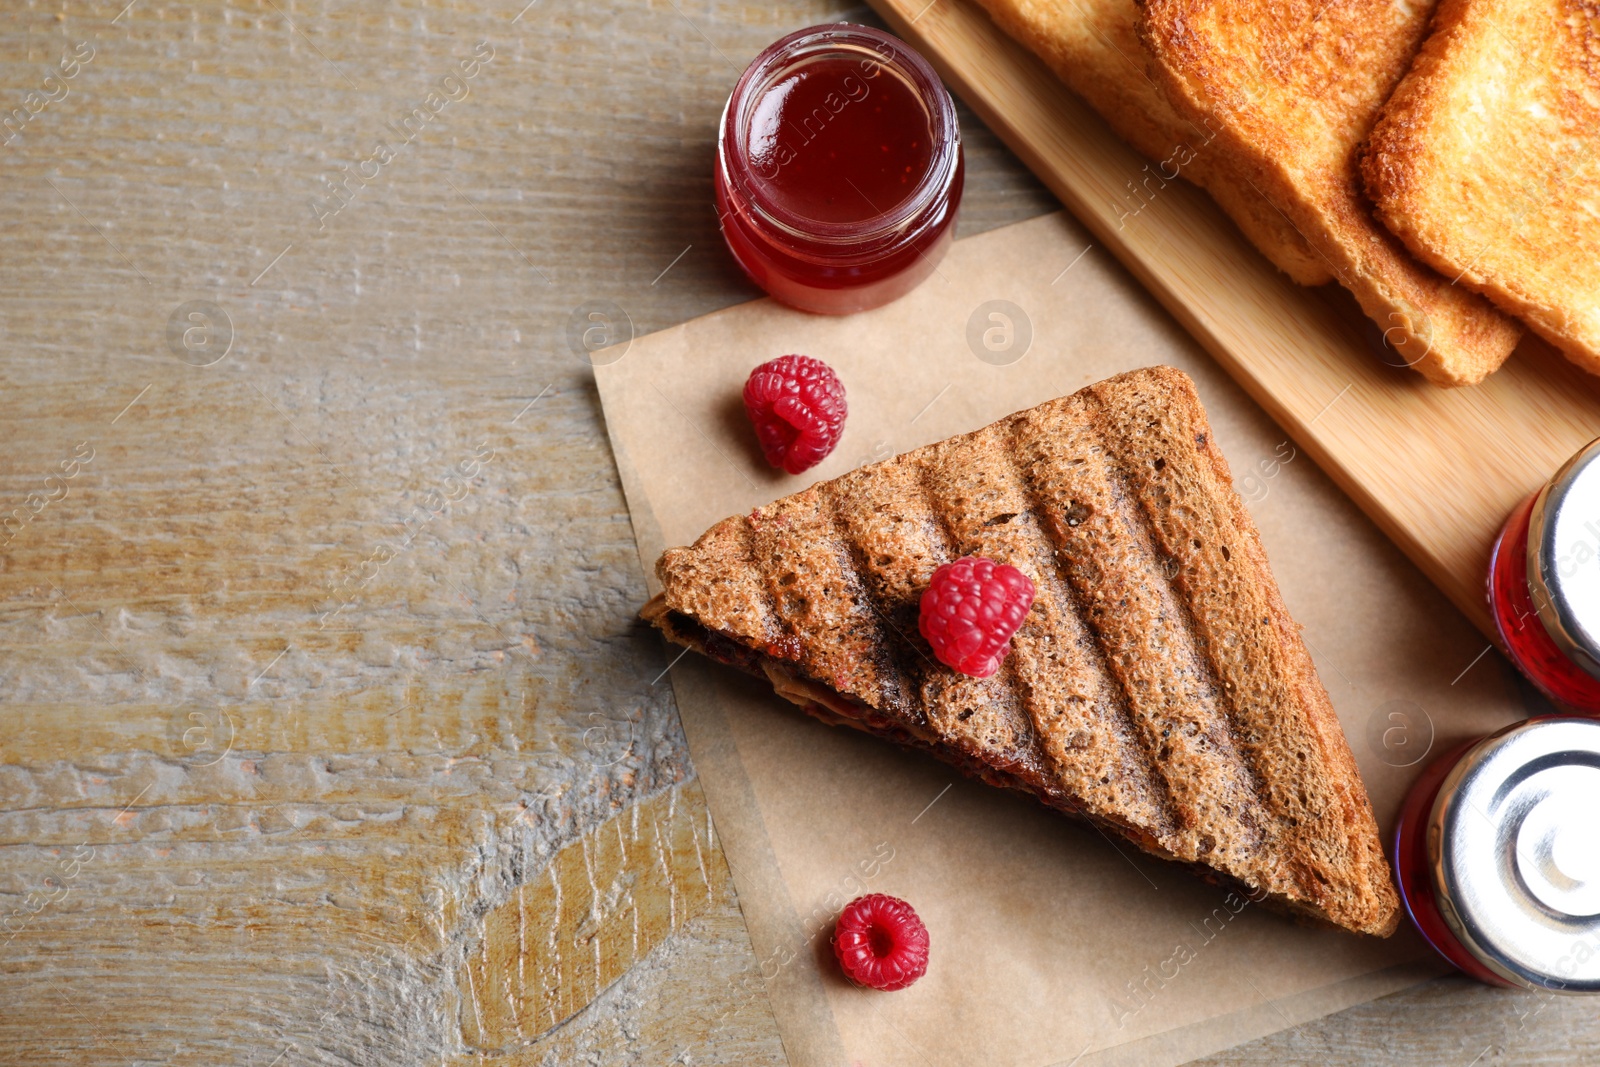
[
  {"left": 1528, "top": 438, "right": 1600, "bottom": 680},
  {"left": 1432, "top": 717, "right": 1600, "bottom": 992}
]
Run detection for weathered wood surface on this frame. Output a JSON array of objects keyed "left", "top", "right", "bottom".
[
  {"left": 0, "top": 0, "right": 1592, "bottom": 1064},
  {"left": 0, "top": 1, "right": 1048, "bottom": 1064}
]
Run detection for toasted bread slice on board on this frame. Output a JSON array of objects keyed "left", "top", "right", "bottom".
[
  {"left": 1138, "top": 0, "right": 1522, "bottom": 386},
  {"left": 642, "top": 367, "right": 1400, "bottom": 937},
  {"left": 1363, "top": 0, "right": 1600, "bottom": 374},
  {"left": 973, "top": 0, "right": 1333, "bottom": 284}
]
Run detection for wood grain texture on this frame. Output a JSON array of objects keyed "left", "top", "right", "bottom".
[
  {"left": 458, "top": 779, "right": 732, "bottom": 1051},
  {"left": 0, "top": 0, "right": 1051, "bottom": 1064},
  {"left": 1192, "top": 973, "right": 1600, "bottom": 1066},
  {"left": 0, "top": 0, "right": 1588, "bottom": 1062}
]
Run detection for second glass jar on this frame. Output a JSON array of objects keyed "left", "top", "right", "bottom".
[{"left": 1488, "top": 437, "right": 1600, "bottom": 712}]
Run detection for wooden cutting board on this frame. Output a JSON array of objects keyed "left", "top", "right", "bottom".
[{"left": 866, "top": 0, "right": 1600, "bottom": 639}]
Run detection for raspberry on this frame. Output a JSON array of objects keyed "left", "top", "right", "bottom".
[
  {"left": 832, "top": 894, "right": 929, "bottom": 991},
  {"left": 918, "top": 556, "right": 1036, "bottom": 677},
  {"left": 742, "top": 355, "right": 847, "bottom": 475}
]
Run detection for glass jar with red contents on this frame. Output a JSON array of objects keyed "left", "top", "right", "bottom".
[
  {"left": 1392, "top": 717, "right": 1600, "bottom": 991},
  {"left": 713, "top": 24, "right": 964, "bottom": 315},
  {"left": 1488, "top": 438, "right": 1600, "bottom": 711}
]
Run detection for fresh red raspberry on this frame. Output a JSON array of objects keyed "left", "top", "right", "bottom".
[
  {"left": 832, "top": 893, "right": 929, "bottom": 991},
  {"left": 742, "top": 354, "right": 847, "bottom": 475},
  {"left": 918, "top": 556, "right": 1036, "bottom": 678}
]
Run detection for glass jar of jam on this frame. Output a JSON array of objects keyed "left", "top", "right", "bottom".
[
  {"left": 1393, "top": 717, "right": 1600, "bottom": 991},
  {"left": 713, "top": 24, "right": 964, "bottom": 315},
  {"left": 1488, "top": 438, "right": 1600, "bottom": 711}
]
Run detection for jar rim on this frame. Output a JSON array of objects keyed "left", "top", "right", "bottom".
[
  {"left": 716, "top": 23, "right": 961, "bottom": 253},
  {"left": 1528, "top": 436, "right": 1600, "bottom": 678},
  {"left": 1431, "top": 716, "right": 1600, "bottom": 991}
]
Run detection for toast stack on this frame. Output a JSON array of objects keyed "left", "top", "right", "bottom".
[
  {"left": 1363, "top": 0, "right": 1600, "bottom": 374},
  {"left": 1136, "top": 0, "right": 1523, "bottom": 387},
  {"left": 642, "top": 367, "right": 1400, "bottom": 936},
  {"left": 972, "top": 0, "right": 1332, "bottom": 284}
]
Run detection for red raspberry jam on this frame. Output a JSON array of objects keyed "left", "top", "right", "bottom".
[
  {"left": 1488, "top": 492, "right": 1600, "bottom": 711},
  {"left": 714, "top": 24, "right": 963, "bottom": 315},
  {"left": 1487, "top": 432, "right": 1600, "bottom": 716}
]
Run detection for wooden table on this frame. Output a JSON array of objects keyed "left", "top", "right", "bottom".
[{"left": 0, "top": 1, "right": 1592, "bottom": 1063}]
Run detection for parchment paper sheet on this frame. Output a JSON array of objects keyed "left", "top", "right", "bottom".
[{"left": 595, "top": 212, "right": 1534, "bottom": 1066}]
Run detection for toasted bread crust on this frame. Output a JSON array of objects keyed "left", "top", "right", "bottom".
[
  {"left": 973, "top": 0, "right": 1334, "bottom": 284},
  {"left": 1362, "top": 0, "right": 1600, "bottom": 373},
  {"left": 645, "top": 368, "right": 1399, "bottom": 936},
  {"left": 1137, "top": 0, "right": 1523, "bottom": 386}
]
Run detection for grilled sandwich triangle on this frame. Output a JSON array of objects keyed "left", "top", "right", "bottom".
[{"left": 642, "top": 368, "right": 1399, "bottom": 936}]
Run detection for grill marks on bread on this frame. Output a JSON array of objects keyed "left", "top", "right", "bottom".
[
  {"left": 1085, "top": 381, "right": 1375, "bottom": 915},
  {"left": 648, "top": 368, "right": 1398, "bottom": 934},
  {"left": 744, "top": 489, "right": 909, "bottom": 716},
  {"left": 1014, "top": 392, "right": 1268, "bottom": 866},
  {"left": 829, "top": 453, "right": 1048, "bottom": 787},
  {"left": 659, "top": 518, "right": 780, "bottom": 648},
  {"left": 918, "top": 422, "right": 1176, "bottom": 838}
]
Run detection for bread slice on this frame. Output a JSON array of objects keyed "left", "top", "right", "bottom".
[
  {"left": 973, "top": 0, "right": 1333, "bottom": 285},
  {"left": 642, "top": 367, "right": 1399, "bottom": 936},
  {"left": 1362, "top": 0, "right": 1600, "bottom": 373},
  {"left": 1137, "top": 0, "right": 1523, "bottom": 386}
]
